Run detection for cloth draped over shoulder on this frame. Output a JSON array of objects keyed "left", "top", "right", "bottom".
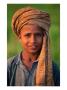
[{"left": 11, "top": 7, "right": 55, "bottom": 86}]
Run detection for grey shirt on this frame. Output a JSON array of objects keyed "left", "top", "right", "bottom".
[
  {"left": 7, "top": 53, "right": 60, "bottom": 86},
  {"left": 7, "top": 53, "right": 38, "bottom": 86}
]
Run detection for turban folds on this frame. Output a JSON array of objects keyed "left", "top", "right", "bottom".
[{"left": 12, "top": 7, "right": 50, "bottom": 36}]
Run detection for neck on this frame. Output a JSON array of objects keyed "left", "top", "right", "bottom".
[
  {"left": 21, "top": 50, "right": 40, "bottom": 70},
  {"left": 22, "top": 50, "right": 39, "bottom": 62}
]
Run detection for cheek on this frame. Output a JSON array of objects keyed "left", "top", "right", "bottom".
[
  {"left": 20, "top": 37, "right": 27, "bottom": 48},
  {"left": 35, "top": 38, "right": 43, "bottom": 50},
  {"left": 37, "top": 37, "right": 43, "bottom": 45}
]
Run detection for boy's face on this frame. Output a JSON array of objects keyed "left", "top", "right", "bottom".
[{"left": 19, "top": 24, "right": 43, "bottom": 54}]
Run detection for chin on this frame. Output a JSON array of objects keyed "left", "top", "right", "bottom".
[{"left": 28, "top": 49, "right": 40, "bottom": 54}]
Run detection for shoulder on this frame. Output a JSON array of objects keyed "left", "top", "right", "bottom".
[
  {"left": 7, "top": 55, "right": 19, "bottom": 86},
  {"left": 7, "top": 54, "right": 20, "bottom": 70},
  {"left": 7, "top": 56, "right": 16, "bottom": 65},
  {"left": 52, "top": 61, "right": 60, "bottom": 86}
]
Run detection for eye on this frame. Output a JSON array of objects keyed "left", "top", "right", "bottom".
[
  {"left": 35, "top": 33, "right": 42, "bottom": 37},
  {"left": 24, "top": 33, "right": 31, "bottom": 37}
]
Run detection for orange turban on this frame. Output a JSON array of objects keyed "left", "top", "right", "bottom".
[{"left": 12, "top": 7, "right": 50, "bottom": 36}]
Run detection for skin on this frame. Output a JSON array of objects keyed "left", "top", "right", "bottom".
[{"left": 19, "top": 24, "right": 44, "bottom": 70}]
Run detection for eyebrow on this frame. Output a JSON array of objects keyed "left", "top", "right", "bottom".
[{"left": 24, "top": 32, "right": 42, "bottom": 35}]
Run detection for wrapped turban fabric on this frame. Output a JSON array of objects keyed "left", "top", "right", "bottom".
[{"left": 12, "top": 7, "right": 54, "bottom": 86}]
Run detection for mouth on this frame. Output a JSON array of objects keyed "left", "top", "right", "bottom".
[{"left": 29, "top": 45, "right": 37, "bottom": 49}]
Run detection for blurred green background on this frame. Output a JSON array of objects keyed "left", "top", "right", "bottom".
[{"left": 7, "top": 4, "right": 60, "bottom": 68}]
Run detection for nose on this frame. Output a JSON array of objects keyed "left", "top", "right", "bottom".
[{"left": 30, "top": 35, "right": 36, "bottom": 43}]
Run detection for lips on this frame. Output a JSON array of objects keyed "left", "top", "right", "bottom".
[{"left": 29, "top": 45, "right": 37, "bottom": 49}]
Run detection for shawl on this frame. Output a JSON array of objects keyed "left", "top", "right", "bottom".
[{"left": 12, "top": 7, "right": 54, "bottom": 86}]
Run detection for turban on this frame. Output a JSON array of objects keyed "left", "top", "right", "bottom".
[
  {"left": 12, "top": 7, "right": 50, "bottom": 37},
  {"left": 12, "top": 7, "right": 54, "bottom": 86}
]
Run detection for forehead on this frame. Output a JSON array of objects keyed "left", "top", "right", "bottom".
[{"left": 21, "top": 24, "right": 43, "bottom": 34}]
